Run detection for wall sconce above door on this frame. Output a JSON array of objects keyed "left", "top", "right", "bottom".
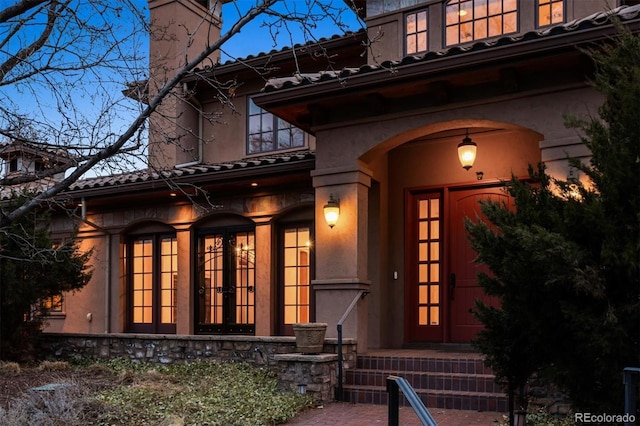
[
  {"left": 457, "top": 130, "right": 477, "bottom": 171},
  {"left": 323, "top": 194, "right": 340, "bottom": 228}
]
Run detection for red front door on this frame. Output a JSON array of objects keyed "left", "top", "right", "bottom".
[
  {"left": 448, "top": 186, "right": 507, "bottom": 342},
  {"left": 405, "top": 185, "right": 508, "bottom": 344}
]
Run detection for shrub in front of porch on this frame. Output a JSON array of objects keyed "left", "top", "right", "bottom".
[{"left": 466, "top": 25, "right": 640, "bottom": 424}]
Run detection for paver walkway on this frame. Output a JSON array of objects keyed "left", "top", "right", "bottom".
[{"left": 286, "top": 402, "right": 504, "bottom": 425}]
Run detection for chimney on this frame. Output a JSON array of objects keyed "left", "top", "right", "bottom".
[{"left": 147, "top": 0, "right": 223, "bottom": 169}]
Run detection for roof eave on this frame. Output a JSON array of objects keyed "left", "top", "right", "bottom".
[
  {"left": 253, "top": 18, "right": 640, "bottom": 108},
  {"left": 65, "top": 157, "right": 315, "bottom": 200}
]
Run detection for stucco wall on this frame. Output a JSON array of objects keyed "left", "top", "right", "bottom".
[
  {"left": 363, "top": 0, "right": 616, "bottom": 63},
  {"left": 311, "top": 85, "right": 602, "bottom": 348},
  {"left": 47, "top": 189, "right": 314, "bottom": 336}
]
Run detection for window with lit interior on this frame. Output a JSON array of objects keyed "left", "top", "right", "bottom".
[
  {"left": 282, "top": 225, "right": 313, "bottom": 330},
  {"left": 40, "top": 294, "right": 64, "bottom": 314},
  {"left": 445, "top": 0, "right": 518, "bottom": 46},
  {"left": 537, "top": 0, "right": 564, "bottom": 27},
  {"left": 405, "top": 9, "right": 428, "bottom": 55},
  {"left": 248, "top": 98, "right": 304, "bottom": 154}
]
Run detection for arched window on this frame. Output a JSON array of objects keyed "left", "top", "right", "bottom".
[{"left": 445, "top": 0, "right": 518, "bottom": 46}]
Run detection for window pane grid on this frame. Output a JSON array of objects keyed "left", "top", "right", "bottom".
[
  {"left": 200, "top": 235, "right": 224, "bottom": 324},
  {"left": 283, "top": 227, "right": 311, "bottom": 324},
  {"left": 405, "top": 10, "right": 428, "bottom": 55},
  {"left": 160, "top": 237, "right": 177, "bottom": 324},
  {"left": 197, "top": 231, "right": 256, "bottom": 331},
  {"left": 417, "top": 197, "right": 441, "bottom": 326},
  {"left": 248, "top": 98, "right": 304, "bottom": 154},
  {"left": 445, "top": 0, "right": 518, "bottom": 46},
  {"left": 234, "top": 232, "right": 255, "bottom": 325},
  {"left": 130, "top": 235, "right": 178, "bottom": 329},
  {"left": 132, "top": 239, "right": 153, "bottom": 324},
  {"left": 537, "top": 0, "right": 564, "bottom": 27}
]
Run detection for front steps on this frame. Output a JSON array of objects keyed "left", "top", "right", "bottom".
[{"left": 342, "top": 350, "right": 508, "bottom": 412}]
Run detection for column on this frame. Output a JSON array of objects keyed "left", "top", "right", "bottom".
[
  {"left": 175, "top": 228, "right": 192, "bottom": 335},
  {"left": 312, "top": 165, "right": 373, "bottom": 353},
  {"left": 254, "top": 221, "right": 273, "bottom": 336}
]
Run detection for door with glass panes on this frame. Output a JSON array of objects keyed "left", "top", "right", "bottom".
[
  {"left": 195, "top": 227, "right": 255, "bottom": 334},
  {"left": 405, "top": 186, "right": 506, "bottom": 343},
  {"left": 279, "top": 224, "right": 314, "bottom": 335}
]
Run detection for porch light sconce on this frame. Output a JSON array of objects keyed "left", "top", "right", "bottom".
[
  {"left": 457, "top": 130, "right": 477, "bottom": 171},
  {"left": 323, "top": 194, "right": 340, "bottom": 228}
]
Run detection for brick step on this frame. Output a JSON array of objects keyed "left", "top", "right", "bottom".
[
  {"left": 356, "top": 355, "right": 493, "bottom": 375},
  {"left": 345, "top": 369, "right": 503, "bottom": 394},
  {"left": 342, "top": 384, "right": 509, "bottom": 412}
]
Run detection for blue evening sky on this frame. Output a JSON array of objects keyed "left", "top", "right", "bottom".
[
  {"left": 1, "top": 1, "right": 363, "bottom": 176},
  {"left": 220, "top": 1, "right": 363, "bottom": 61}
]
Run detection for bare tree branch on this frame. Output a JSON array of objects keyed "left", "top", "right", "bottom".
[{"left": 0, "top": 0, "right": 48, "bottom": 23}]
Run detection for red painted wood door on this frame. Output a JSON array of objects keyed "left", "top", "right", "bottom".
[
  {"left": 405, "top": 191, "right": 444, "bottom": 343},
  {"left": 448, "top": 186, "right": 508, "bottom": 342}
]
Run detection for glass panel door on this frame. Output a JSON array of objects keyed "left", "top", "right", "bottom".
[
  {"left": 196, "top": 228, "right": 255, "bottom": 334},
  {"left": 405, "top": 191, "right": 443, "bottom": 343},
  {"left": 128, "top": 234, "right": 177, "bottom": 334},
  {"left": 280, "top": 225, "right": 313, "bottom": 334}
]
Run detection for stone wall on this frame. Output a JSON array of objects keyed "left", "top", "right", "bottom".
[{"left": 38, "top": 333, "right": 357, "bottom": 403}]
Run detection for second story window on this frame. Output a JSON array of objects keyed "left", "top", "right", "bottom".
[
  {"left": 537, "top": 0, "right": 564, "bottom": 27},
  {"left": 406, "top": 9, "right": 428, "bottom": 55},
  {"left": 445, "top": 0, "right": 518, "bottom": 47},
  {"left": 248, "top": 98, "right": 304, "bottom": 155}
]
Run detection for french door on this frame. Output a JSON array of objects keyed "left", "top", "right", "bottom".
[
  {"left": 195, "top": 227, "right": 255, "bottom": 334},
  {"left": 278, "top": 223, "right": 314, "bottom": 335},
  {"left": 127, "top": 233, "right": 177, "bottom": 334},
  {"left": 405, "top": 185, "right": 507, "bottom": 343}
]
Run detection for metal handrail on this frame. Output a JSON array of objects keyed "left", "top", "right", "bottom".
[
  {"left": 387, "top": 375, "right": 438, "bottom": 426},
  {"left": 623, "top": 367, "right": 640, "bottom": 426},
  {"left": 335, "top": 289, "right": 368, "bottom": 402}
]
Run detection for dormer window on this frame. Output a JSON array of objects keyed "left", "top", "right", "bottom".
[
  {"left": 445, "top": 0, "right": 518, "bottom": 46},
  {"left": 537, "top": 0, "right": 564, "bottom": 27},
  {"left": 8, "top": 158, "right": 17, "bottom": 173},
  {"left": 406, "top": 9, "right": 428, "bottom": 55}
]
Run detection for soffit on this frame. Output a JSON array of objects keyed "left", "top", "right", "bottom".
[{"left": 253, "top": 5, "right": 640, "bottom": 132}]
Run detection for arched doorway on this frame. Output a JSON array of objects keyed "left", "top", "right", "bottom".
[
  {"left": 193, "top": 214, "right": 256, "bottom": 335},
  {"left": 367, "top": 124, "right": 541, "bottom": 345}
]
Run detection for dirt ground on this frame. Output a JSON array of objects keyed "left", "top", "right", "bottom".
[{"left": 0, "top": 362, "right": 117, "bottom": 410}]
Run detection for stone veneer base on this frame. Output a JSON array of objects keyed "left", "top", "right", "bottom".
[{"left": 38, "top": 333, "right": 356, "bottom": 403}]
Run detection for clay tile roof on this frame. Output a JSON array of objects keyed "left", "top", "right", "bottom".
[
  {"left": 67, "top": 150, "right": 315, "bottom": 193},
  {"left": 214, "top": 31, "right": 365, "bottom": 67},
  {"left": 263, "top": 5, "right": 640, "bottom": 93}
]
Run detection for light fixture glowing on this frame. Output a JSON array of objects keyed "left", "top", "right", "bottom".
[
  {"left": 459, "top": 9, "right": 468, "bottom": 16},
  {"left": 251, "top": 182, "right": 258, "bottom": 187},
  {"left": 323, "top": 194, "right": 340, "bottom": 228},
  {"left": 457, "top": 130, "right": 477, "bottom": 171}
]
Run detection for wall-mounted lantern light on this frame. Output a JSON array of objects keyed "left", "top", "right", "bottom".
[
  {"left": 323, "top": 194, "right": 340, "bottom": 228},
  {"left": 457, "top": 130, "right": 477, "bottom": 171}
]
